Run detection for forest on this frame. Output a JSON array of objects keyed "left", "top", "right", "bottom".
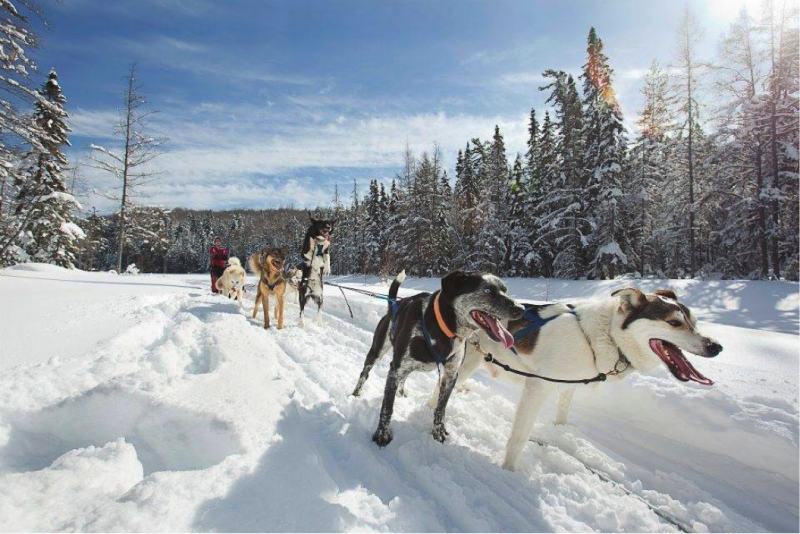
[{"left": 1, "top": 5, "right": 798, "bottom": 280}]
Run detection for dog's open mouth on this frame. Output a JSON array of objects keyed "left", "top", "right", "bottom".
[
  {"left": 321, "top": 229, "right": 330, "bottom": 239},
  {"left": 471, "top": 310, "right": 515, "bottom": 349},
  {"left": 649, "top": 339, "right": 713, "bottom": 385},
  {"left": 271, "top": 259, "right": 283, "bottom": 270}
]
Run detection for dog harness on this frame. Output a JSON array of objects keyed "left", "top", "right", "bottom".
[
  {"left": 509, "top": 307, "right": 577, "bottom": 355},
  {"left": 265, "top": 279, "right": 280, "bottom": 291},
  {"left": 421, "top": 292, "right": 459, "bottom": 368}
]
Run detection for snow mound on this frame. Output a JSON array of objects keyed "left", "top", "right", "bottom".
[
  {"left": 0, "top": 386, "right": 244, "bottom": 476},
  {"left": 0, "top": 439, "right": 143, "bottom": 531}
]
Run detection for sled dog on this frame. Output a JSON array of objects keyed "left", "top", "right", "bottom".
[
  {"left": 298, "top": 215, "right": 335, "bottom": 326},
  {"left": 353, "top": 270, "right": 524, "bottom": 448},
  {"left": 283, "top": 266, "right": 303, "bottom": 303},
  {"left": 249, "top": 247, "right": 289, "bottom": 330},
  {"left": 215, "top": 257, "right": 246, "bottom": 309},
  {"left": 448, "top": 288, "right": 723, "bottom": 471}
]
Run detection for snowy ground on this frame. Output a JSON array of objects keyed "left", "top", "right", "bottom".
[{"left": 0, "top": 264, "right": 797, "bottom": 532}]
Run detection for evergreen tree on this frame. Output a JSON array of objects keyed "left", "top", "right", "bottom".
[
  {"left": 580, "top": 27, "right": 630, "bottom": 278},
  {"left": 15, "top": 69, "right": 83, "bottom": 268},
  {"left": 541, "top": 70, "right": 587, "bottom": 278}
]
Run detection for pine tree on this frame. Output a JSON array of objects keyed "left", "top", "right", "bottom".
[
  {"left": 505, "top": 154, "right": 529, "bottom": 275},
  {"left": 475, "top": 127, "right": 508, "bottom": 272},
  {"left": 541, "top": 70, "right": 587, "bottom": 278},
  {"left": 581, "top": 27, "right": 629, "bottom": 278},
  {"left": 15, "top": 69, "right": 83, "bottom": 268}
]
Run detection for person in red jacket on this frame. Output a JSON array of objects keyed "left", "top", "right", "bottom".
[{"left": 209, "top": 237, "right": 229, "bottom": 294}]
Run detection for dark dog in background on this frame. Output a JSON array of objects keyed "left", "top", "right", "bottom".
[
  {"left": 298, "top": 215, "right": 335, "bottom": 326},
  {"left": 353, "top": 270, "right": 524, "bottom": 448}
]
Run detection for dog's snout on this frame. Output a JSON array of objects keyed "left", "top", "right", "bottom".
[
  {"left": 509, "top": 301, "right": 525, "bottom": 320},
  {"left": 706, "top": 341, "right": 722, "bottom": 357}
]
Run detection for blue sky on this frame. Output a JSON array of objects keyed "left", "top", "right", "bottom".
[{"left": 30, "top": 0, "right": 763, "bottom": 211}]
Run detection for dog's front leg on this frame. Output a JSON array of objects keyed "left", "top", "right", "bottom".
[
  {"left": 277, "top": 294, "right": 285, "bottom": 330},
  {"left": 262, "top": 292, "right": 271, "bottom": 329},
  {"left": 372, "top": 360, "right": 411, "bottom": 448},
  {"left": 555, "top": 387, "right": 576, "bottom": 425},
  {"left": 503, "top": 383, "right": 556, "bottom": 470},
  {"left": 431, "top": 361, "right": 460, "bottom": 443}
]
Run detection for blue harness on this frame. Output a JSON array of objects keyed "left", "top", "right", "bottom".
[{"left": 510, "top": 307, "right": 577, "bottom": 355}]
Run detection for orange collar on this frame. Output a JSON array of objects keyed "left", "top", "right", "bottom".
[{"left": 433, "top": 292, "right": 459, "bottom": 339}]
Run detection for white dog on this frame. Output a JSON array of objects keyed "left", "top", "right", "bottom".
[
  {"left": 215, "top": 257, "right": 247, "bottom": 309},
  {"left": 434, "top": 288, "right": 723, "bottom": 471}
]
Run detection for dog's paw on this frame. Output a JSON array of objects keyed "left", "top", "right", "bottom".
[
  {"left": 431, "top": 424, "right": 449, "bottom": 443},
  {"left": 372, "top": 427, "right": 393, "bottom": 448},
  {"left": 501, "top": 458, "right": 519, "bottom": 471},
  {"left": 351, "top": 388, "right": 362, "bottom": 397}
]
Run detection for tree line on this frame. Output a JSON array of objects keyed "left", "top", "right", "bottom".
[
  {"left": 1, "top": 4, "right": 798, "bottom": 281},
  {"left": 326, "top": 8, "right": 799, "bottom": 280}
]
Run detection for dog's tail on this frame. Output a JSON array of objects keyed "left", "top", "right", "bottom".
[
  {"left": 248, "top": 253, "right": 263, "bottom": 276},
  {"left": 388, "top": 270, "right": 405, "bottom": 311},
  {"left": 228, "top": 257, "right": 241, "bottom": 268}
]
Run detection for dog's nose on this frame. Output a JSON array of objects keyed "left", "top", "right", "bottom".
[
  {"left": 510, "top": 302, "right": 525, "bottom": 320},
  {"left": 706, "top": 342, "right": 722, "bottom": 357}
]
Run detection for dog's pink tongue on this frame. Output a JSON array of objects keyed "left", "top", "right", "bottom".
[{"left": 487, "top": 316, "right": 515, "bottom": 349}]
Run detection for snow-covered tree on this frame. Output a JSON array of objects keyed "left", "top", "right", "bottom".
[{"left": 14, "top": 69, "right": 83, "bottom": 268}]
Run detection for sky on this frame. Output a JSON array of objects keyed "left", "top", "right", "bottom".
[{"left": 27, "top": 0, "right": 769, "bottom": 212}]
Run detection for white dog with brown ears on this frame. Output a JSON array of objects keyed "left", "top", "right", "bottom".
[
  {"left": 215, "top": 257, "right": 247, "bottom": 309},
  {"left": 442, "top": 287, "right": 723, "bottom": 471}
]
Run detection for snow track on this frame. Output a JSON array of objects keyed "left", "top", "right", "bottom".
[{"left": 0, "top": 267, "right": 797, "bottom": 532}]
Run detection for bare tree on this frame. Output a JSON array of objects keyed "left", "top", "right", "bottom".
[
  {"left": 88, "top": 62, "right": 166, "bottom": 272},
  {"left": 672, "top": 5, "right": 706, "bottom": 277}
]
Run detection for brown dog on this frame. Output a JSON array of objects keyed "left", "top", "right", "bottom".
[{"left": 249, "top": 247, "right": 289, "bottom": 329}]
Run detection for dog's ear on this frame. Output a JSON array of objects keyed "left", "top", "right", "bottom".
[
  {"left": 612, "top": 288, "right": 646, "bottom": 310},
  {"left": 441, "top": 270, "right": 468, "bottom": 296},
  {"left": 654, "top": 289, "right": 678, "bottom": 301}
]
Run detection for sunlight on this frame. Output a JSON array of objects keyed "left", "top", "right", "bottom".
[{"left": 708, "top": 0, "right": 763, "bottom": 21}]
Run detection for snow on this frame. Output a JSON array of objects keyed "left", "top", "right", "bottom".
[{"left": 0, "top": 265, "right": 797, "bottom": 532}]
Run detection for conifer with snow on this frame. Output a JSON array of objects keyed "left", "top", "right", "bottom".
[{"left": 15, "top": 69, "right": 83, "bottom": 268}]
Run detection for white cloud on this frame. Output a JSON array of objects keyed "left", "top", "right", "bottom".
[{"left": 69, "top": 102, "right": 530, "bottom": 212}]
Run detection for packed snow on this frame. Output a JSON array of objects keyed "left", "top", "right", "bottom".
[{"left": 0, "top": 264, "right": 797, "bottom": 532}]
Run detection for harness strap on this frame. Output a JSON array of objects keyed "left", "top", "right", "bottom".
[
  {"left": 422, "top": 293, "right": 448, "bottom": 368},
  {"left": 472, "top": 338, "right": 630, "bottom": 385},
  {"left": 514, "top": 308, "right": 576, "bottom": 341}
]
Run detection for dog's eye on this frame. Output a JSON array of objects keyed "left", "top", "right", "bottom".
[
  {"left": 668, "top": 320, "right": 682, "bottom": 327},
  {"left": 483, "top": 288, "right": 491, "bottom": 294}
]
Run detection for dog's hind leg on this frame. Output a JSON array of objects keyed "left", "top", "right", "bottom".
[
  {"left": 252, "top": 290, "right": 261, "bottom": 318},
  {"left": 503, "top": 383, "right": 556, "bottom": 471},
  {"left": 555, "top": 387, "right": 576, "bottom": 425},
  {"left": 352, "top": 315, "right": 392, "bottom": 397},
  {"left": 298, "top": 286, "right": 307, "bottom": 327},
  {"left": 372, "top": 357, "right": 413, "bottom": 448}
]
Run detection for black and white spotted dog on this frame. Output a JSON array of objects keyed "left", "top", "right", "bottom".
[
  {"left": 298, "top": 216, "right": 335, "bottom": 327},
  {"left": 352, "top": 270, "right": 524, "bottom": 447}
]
